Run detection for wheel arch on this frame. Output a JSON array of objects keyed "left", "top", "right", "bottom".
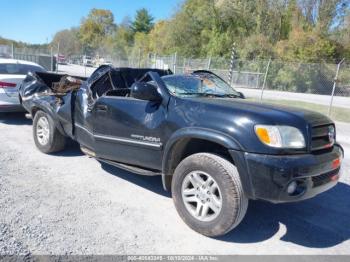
[
  {"left": 161, "top": 128, "right": 243, "bottom": 191},
  {"left": 31, "top": 103, "right": 66, "bottom": 136}
]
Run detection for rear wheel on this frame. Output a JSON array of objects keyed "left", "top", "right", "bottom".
[
  {"left": 33, "top": 110, "right": 66, "bottom": 153},
  {"left": 172, "top": 153, "right": 248, "bottom": 237}
]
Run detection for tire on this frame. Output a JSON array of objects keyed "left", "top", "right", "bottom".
[
  {"left": 172, "top": 153, "right": 248, "bottom": 237},
  {"left": 33, "top": 110, "right": 66, "bottom": 153}
]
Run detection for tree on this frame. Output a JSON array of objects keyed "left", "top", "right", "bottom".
[
  {"left": 132, "top": 8, "right": 154, "bottom": 33},
  {"left": 131, "top": 32, "right": 151, "bottom": 58},
  {"left": 78, "top": 9, "right": 116, "bottom": 53},
  {"left": 240, "top": 34, "right": 275, "bottom": 59},
  {"left": 51, "top": 28, "right": 81, "bottom": 56},
  {"left": 13, "top": 1, "right": 348, "bottom": 63},
  {"left": 276, "top": 27, "right": 338, "bottom": 62},
  {"left": 164, "top": 0, "right": 217, "bottom": 57},
  {"left": 148, "top": 21, "right": 172, "bottom": 54},
  {"left": 108, "top": 24, "right": 135, "bottom": 59}
]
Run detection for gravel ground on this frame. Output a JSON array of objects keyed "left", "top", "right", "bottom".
[{"left": 0, "top": 113, "right": 349, "bottom": 256}]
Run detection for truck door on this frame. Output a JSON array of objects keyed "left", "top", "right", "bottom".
[{"left": 92, "top": 94, "right": 166, "bottom": 171}]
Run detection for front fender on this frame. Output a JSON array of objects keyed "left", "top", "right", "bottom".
[
  {"left": 161, "top": 127, "right": 255, "bottom": 196},
  {"left": 162, "top": 127, "right": 242, "bottom": 176}
]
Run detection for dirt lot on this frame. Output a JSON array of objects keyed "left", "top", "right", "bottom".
[{"left": 0, "top": 113, "right": 349, "bottom": 255}]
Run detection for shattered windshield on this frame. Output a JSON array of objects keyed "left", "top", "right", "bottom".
[{"left": 161, "top": 73, "right": 240, "bottom": 98}]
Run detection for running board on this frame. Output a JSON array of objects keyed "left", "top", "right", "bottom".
[
  {"left": 80, "top": 146, "right": 96, "bottom": 157},
  {"left": 98, "top": 158, "right": 161, "bottom": 176}
]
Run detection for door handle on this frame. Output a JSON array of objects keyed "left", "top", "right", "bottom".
[{"left": 96, "top": 105, "right": 108, "bottom": 112}]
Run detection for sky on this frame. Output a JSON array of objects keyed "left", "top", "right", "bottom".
[{"left": 1, "top": 0, "right": 181, "bottom": 44}]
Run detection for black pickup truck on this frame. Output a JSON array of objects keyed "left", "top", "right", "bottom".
[{"left": 19, "top": 66, "right": 344, "bottom": 237}]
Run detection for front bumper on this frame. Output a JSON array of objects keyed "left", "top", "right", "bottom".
[{"left": 229, "top": 144, "right": 344, "bottom": 203}]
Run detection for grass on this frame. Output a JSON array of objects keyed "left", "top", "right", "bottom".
[{"left": 247, "top": 98, "right": 350, "bottom": 123}]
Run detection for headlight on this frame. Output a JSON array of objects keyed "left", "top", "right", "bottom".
[{"left": 254, "top": 125, "right": 305, "bottom": 148}]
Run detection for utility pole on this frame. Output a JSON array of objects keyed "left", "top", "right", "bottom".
[
  {"left": 260, "top": 58, "right": 272, "bottom": 101},
  {"left": 154, "top": 53, "right": 158, "bottom": 69},
  {"left": 56, "top": 42, "right": 60, "bottom": 73},
  {"left": 138, "top": 48, "right": 141, "bottom": 68},
  {"left": 228, "top": 43, "right": 236, "bottom": 84},
  {"left": 50, "top": 47, "right": 53, "bottom": 72},
  {"left": 11, "top": 43, "right": 14, "bottom": 59},
  {"left": 173, "top": 52, "right": 177, "bottom": 74},
  {"left": 207, "top": 56, "right": 212, "bottom": 70},
  {"left": 328, "top": 58, "right": 345, "bottom": 116}
]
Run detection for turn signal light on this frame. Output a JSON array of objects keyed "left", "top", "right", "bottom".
[
  {"left": 332, "top": 158, "right": 341, "bottom": 169},
  {"left": 255, "top": 127, "right": 271, "bottom": 144}
]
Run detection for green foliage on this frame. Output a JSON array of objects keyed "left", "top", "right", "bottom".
[
  {"left": 163, "top": 0, "right": 216, "bottom": 57},
  {"left": 276, "top": 28, "right": 338, "bottom": 62},
  {"left": 0, "top": 36, "right": 49, "bottom": 50},
  {"left": 52, "top": 28, "right": 81, "bottom": 56},
  {"left": 132, "top": 8, "right": 154, "bottom": 33},
  {"left": 5, "top": 1, "right": 349, "bottom": 64},
  {"left": 78, "top": 9, "right": 116, "bottom": 53},
  {"left": 105, "top": 21, "right": 134, "bottom": 59},
  {"left": 3, "top": 2, "right": 345, "bottom": 97},
  {"left": 148, "top": 21, "right": 173, "bottom": 55},
  {"left": 266, "top": 61, "right": 336, "bottom": 95},
  {"left": 154, "top": 0, "right": 350, "bottom": 62},
  {"left": 0, "top": 37, "right": 16, "bottom": 46},
  {"left": 240, "top": 34, "right": 275, "bottom": 60}
]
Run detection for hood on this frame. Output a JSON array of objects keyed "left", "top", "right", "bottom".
[
  {"left": 187, "top": 98, "right": 333, "bottom": 127},
  {"left": 172, "top": 97, "right": 334, "bottom": 154}
]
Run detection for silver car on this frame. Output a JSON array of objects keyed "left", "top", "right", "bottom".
[{"left": 0, "top": 58, "right": 46, "bottom": 112}]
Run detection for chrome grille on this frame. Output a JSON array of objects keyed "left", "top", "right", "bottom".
[{"left": 311, "top": 124, "right": 335, "bottom": 152}]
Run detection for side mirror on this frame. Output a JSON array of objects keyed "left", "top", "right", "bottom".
[
  {"left": 238, "top": 91, "right": 245, "bottom": 99},
  {"left": 131, "top": 82, "right": 162, "bottom": 102}
]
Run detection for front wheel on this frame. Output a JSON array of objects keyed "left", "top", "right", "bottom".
[
  {"left": 172, "top": 153, "right": 248, "bottom": 237},
  {"left": 33, "top": 110, "right": 66, "bottom": 153}
]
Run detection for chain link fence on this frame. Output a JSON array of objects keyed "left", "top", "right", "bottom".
[
  {"left": 0, "top": 45, "right": 12, "bottom": 58},
  {"left": 152, "top": 55, "right": 350, "bottom": 123},
  {"left": 1, "top": 44, "right": 349, "bottom": 123},
  {"left": 228, "top": 58, "right": 350, "bottom": 123},
  {"left": 0, "top": 44, "right": 56, "bottom": 71},
  {"left": 337, "top": 61, "right": 350, "bottom": 97},
  {"left": 120, "top": 54, "right": 350, "bottom": 123}
]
